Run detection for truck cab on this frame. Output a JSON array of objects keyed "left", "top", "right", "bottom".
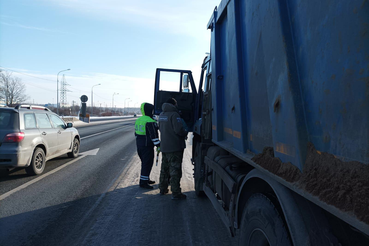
[{"left": 153, "top": 55, "right": 212, "bottom": 135}]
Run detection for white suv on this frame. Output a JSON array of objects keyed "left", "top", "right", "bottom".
[{"left": 0, "top": 105, "right": 80, "bottom": 175}]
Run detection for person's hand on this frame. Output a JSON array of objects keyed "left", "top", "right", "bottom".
[{"left": 156, "top": 146, "right": 161, "bottom": 154}]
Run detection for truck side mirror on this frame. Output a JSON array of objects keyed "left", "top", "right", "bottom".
[
  {"left": 182, "top": 74, "right": 190, "bottom": 93},
  {"left": 183, "top": 74, "right": 189, "bottom": 89}
]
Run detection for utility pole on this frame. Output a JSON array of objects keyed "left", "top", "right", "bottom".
[
  {"left": 91, "top": 83, "right": 101, "bottom": 115},
  {"left": 60, "top": 75, "right": 71, "bottom": 109},
  {"left": 72, "top": 100, "right": 75, "bottom": 115},
  {"left": 57, "top": 69, "right": 70, "bottom": 115}
]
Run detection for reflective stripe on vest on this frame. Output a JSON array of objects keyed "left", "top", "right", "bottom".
[{"left": 135, "top": 116, "right": 156, "bottom": 135}]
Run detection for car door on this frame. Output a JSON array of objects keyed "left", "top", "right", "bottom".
[
  {"left": 153, "top": 68, "right": 197, "bottom": 131},
  {"left": 49, "top": 114, "right": 72, "bottom": 153},
  {"left": 23, "top": 113, "right": 42, "bottom": 152},
  {"left": 35, "top": 113, "right": 58, "bottom": 157}
]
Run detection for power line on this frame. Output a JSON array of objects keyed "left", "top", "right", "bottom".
[
  {"left": 0, "top": 66, "right": 57, "bottom": 93},
  {"left": 25, "top": 82, "right": 55, "bottom": 93},
  {"left": 94, "top": 93, "right": 111, "bottom": 102},
  {"left": 0, "top": 66, "right": 55, "bottom": 82},
  {"left": 1, "top": 66, "right": 125, "bottom": 104}
]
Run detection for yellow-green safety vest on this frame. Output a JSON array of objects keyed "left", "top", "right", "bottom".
[{"left": 135, "top": 116, "right": 156, "bottom": 135}]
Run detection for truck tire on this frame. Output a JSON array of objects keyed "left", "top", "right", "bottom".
[
  {"left": 194, "top": 143, "right": 205, "bottom": 196},
  {"left": 67, "top": 138, "right": 80, "bottom": 158},
  {"left": 0, "top": 168, "right": 9, "bottom": 177},
  {"left": 26, "top": 148, "right": 46, "bottom": 175},
  {"left": 238, "top": 193, "right": 291, "bottom": 246}
]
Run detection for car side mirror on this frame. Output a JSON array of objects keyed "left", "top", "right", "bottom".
[{"left": 66, "top": 122, "right": 73, "bottom": 128}]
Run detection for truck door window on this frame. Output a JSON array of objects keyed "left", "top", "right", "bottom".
[{"left": 159, "top": 71, "right": 192, "bottom": 93}]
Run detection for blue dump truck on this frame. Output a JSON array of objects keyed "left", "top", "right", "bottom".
[{"left": 154, "top": 0, "right": 369, "bottom": 245}]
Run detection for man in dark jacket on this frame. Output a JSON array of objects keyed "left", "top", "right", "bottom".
[
  {"left": 135, "top": 102, "right": 160, "bottom": 189},
  {"left": 158, "top": 98, "right": 188, "bottom": 199}
]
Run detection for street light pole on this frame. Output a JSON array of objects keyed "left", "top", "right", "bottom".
[
  {"left": 134, "top": 102, "right": 140, "bottom": 114},
  {"left": 112, "top": 92, "right": 119, "bottom": 113},
  {"left": 57, "top": 69, "right": 70, "bottom": 115},
  {"left": 124, "top": 98, "right": 130, "bottom": 115},
  {"left": 91, "top": 83, "right": 101, "bottom": 115},
  {"left": 127, "top": 100, "right": 132, "bottom": 115}
]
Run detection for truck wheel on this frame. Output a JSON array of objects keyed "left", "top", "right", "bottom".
[
  {"left": 238, "top": 193, "right": 291, "bottom": 246},
  {"left": 194, "top": 143, "right": 205, "bottom": 196},
  {"left": 67, "top": 138, "right": 80, "bottom": 158},
  {"left": 26, "top": 148, "right": 46, "bottom": 175},
  {"left": 0, "top": 168, "right": 9, "bottom": 177}
]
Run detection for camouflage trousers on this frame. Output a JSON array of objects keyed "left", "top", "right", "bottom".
[{"left": 159, "top": 150, "right": 184, "bottom": 195}]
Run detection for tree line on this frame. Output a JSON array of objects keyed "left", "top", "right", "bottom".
[{"left": 0, "top": 70, "right": 139, "bottom": 117}]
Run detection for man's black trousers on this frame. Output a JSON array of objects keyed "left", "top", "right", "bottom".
[{"left": 137, "top": 145, "right": 154, "bottom": 184}]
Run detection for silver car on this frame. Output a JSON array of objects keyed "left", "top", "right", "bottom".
[{"left": 0, "top": 105, "right": 80, "bottom": 175}]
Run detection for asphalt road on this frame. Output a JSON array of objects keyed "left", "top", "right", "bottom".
[{"left": 0, "top": 118, "right": 237, "bottom": 246}]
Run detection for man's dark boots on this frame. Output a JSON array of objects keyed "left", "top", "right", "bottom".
[
  {"left": 160, "top": 188, "right": 169, "bottom": 195},
  {"left": 148, "top": 180, "right": 155, "bottom": 184},
  {"left": 139, "top": 181, "right": 153, "bottom": 189},
  {"left": 171, "top": 193, "right": 187, "bottom": 200}
]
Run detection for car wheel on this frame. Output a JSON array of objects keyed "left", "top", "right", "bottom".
[
  {"left": 26, "top": 148, "right": 46, "bottom": 175},
  {"left": 67, "top": 138, "right": 80, "bottom": 158},
  {"left": 238, "top": 193, "right": 292, "bottom": 246}
]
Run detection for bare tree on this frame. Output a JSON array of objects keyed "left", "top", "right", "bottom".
[
  {"left": 0, "top": 70, "right": 8, "bottom": 103},
  {"left": 0, "top": 70, "right": 29, "bottom": 105}
]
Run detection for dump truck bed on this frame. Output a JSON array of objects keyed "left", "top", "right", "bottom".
[{"left": 208, "top": 0, "right": 369, "bottom": 233}]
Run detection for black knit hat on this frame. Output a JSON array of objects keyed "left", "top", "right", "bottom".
[{"left": 166, "top": 98, "right": 177, "bottom": 106}]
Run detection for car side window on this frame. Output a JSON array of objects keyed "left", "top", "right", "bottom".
[
  {"left": 35, "top": 113, "right": 52, "bottom": 129},
  {"left": 24, "top": 113, "right": 37, "bottom": 129},
  {"left": 49, "top": 114, "right": 66, "bottom": 129}
]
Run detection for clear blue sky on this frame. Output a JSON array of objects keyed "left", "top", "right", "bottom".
[{"left": 0, "top": 0, "right": 219, "bottom": 108}]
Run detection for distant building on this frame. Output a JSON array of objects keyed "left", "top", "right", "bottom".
[{"left": 0, "top": 99, "right": 6, "bottom": 107}]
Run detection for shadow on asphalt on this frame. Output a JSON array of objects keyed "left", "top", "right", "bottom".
[
  {"left": 0, "top": 155, "right": 73, "bottom": 182},
  {"left": 0, "top": 183, "right": 237, "bottom": 246}
]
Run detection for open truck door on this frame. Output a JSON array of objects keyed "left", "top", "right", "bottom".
[{"left": 154, "top": 68, "right": 197, "bottom": 131}]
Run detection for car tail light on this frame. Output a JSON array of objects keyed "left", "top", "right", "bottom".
[{"left": 3, "top": 132, "right": 25, "bottom": 143}]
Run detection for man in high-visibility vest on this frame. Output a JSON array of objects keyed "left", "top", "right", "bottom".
[{"left": 135, "top": 102, "right": 160, "bottom": 189}]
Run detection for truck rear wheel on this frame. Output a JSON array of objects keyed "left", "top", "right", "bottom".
[
  {"left": 238, "top": 193, "right": 291, "bottom": 246},
  {"left": 194, "top": 143, "right": 205, "bottom": 196}
]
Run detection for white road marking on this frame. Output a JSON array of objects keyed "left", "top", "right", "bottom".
[
  {"left": 81, "top": 125, "right": 130, "bottom": 140},
  {"left": 1, "top": 125, "right": 131, "bottom": 201},
  {"left": 81, "top": 148, "right": 100, "bottom": 156},
  {"left": 0, "top": 155, "right": 85, "bottom": 201}
]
